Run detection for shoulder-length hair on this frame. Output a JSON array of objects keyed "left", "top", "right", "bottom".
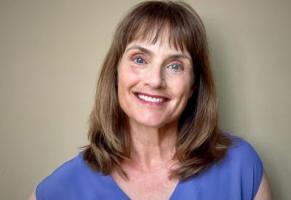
[{"left": 84, "top": 0, "right": 231, "bottom": 179}]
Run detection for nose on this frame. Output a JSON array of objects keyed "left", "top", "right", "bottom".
[{"left": 143, "top": 65, "right": 166, "bottom": 89}]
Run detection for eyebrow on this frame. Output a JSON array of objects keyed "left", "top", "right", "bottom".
[
  {"left": 125, "top": 45, "right": 192, "bottom": 62},
  {"left": 125, "top": 45, "right": 153, "bottom": 55}
]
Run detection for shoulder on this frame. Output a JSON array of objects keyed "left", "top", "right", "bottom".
[
  {"left": 185, "top": 134, "right": 265, "bottom": 200},
  {"left": 225, "top": 134, "right": 263, "bottom": 170},
  {"left": 221, "top": 133, "right": 264, "bottom": 198},
  {"left": 38, "top": 152, "right": 85, "bottom": 184},
  {"left": 36, "top": 152, "right": 98, "bottom": 199}
]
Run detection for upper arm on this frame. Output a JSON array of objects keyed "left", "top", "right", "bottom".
[
  {"left": 29, "top": 191, "right": 36, "bottom": 200},
  {"left": 254, "top": 172, "right": 272, "bottom": 200}
]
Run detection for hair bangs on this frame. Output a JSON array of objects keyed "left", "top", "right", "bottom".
[
  {"left": 130, "top": 19, "right": 188, "bottom": 52},
  {"left": 121, "top": 2, "right": 194, "bottom": 52}
]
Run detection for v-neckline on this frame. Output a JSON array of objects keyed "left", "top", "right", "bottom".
[{"left": 107, "top": 175, "right": 182, "bottom": 200}]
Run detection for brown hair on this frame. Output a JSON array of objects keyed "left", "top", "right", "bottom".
[{"left": 84, "top": 0, "right": 231, "bottom": 179}]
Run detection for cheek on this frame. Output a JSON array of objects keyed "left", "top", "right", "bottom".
[
  {"left": 117, "top": 63, "right": 140, "bottom": 94},
  {"left": 170, "top": 76, "right": 193, "bottom": 99}
]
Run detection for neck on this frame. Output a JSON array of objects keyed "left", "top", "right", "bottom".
[{"left": 127, "top": 120, "right": 178, "bottom": 172}]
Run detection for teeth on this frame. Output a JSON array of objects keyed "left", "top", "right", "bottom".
[{"left": 138, "top": 94, "right": 164, "bottom": 103}]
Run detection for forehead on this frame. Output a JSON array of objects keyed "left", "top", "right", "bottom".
[
  {"left": 126, "top": 26, "right": 190, "bottom": 56},
  {"left": 128, "top": 22, "right": 187, "bottom": 53},
  {"left": 125, "top": 39, "right": 190, "bottom": 58}
]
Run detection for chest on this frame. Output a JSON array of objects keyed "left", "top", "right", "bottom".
[{"left": 112, "top": 170, "right": 179, "bottom": 200}]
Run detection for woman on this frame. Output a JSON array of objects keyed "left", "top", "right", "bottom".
[{"left": 31, "top": 1, "right": 271, "bottom": 199}]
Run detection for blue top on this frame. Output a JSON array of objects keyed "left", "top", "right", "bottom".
[{"left": 36, "top": 135, "right": 263, "bottom": 200}]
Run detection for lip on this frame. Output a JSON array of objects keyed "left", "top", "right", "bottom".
[
  {"left": 133, "top": 92, "right": 170, "bottom": 105},
  {"left": 134, "top": 92, "right": 170, "bottom": 99}
]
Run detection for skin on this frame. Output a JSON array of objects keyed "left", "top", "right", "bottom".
[
  {"left": 117, "top": 40, "right": 194, "bottom": 129},
  {"left": 114, "top": 34, "right": 273, "bottom": 199},
  {"left": 114, "top": 36, "right": 194, "bottom": 199},
  {"left": 29, "top": 34, "right": 272, "bottom": 200},
  {"left": 254, "top": 172, "right": 272, "bottom": 200}
]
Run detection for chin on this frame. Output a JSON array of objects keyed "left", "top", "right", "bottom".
[{"left": 131, "top": 115, "right": 175, "bottom": 129}]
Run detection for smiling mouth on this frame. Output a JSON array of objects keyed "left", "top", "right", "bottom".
[{"left": 134, "top": 92, "right": 169, "bottom": 103}]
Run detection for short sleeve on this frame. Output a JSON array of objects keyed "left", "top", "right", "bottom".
[
  {"left": 36, "top": 178, "right": 53, "bottom": 200},
  {"left": 35, "top": 154, "right": 85, "bottom": 200},
  {"left": 229, "top": 136, "right": 264, "bottom": 199},
  {"left": 35, "top": 183, "right": 44, "bottom": 200}
]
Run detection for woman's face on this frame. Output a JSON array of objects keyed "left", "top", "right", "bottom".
[{"left": 117, "top": 37, "right": 194, "bottom": 129}]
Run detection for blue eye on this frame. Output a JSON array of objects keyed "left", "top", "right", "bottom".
[
  {"left": 167, "top": 63, "right": 183, "bottom": 72},
  {"left": 133, "top": 56, "right": 146, "bottom": 64}
]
